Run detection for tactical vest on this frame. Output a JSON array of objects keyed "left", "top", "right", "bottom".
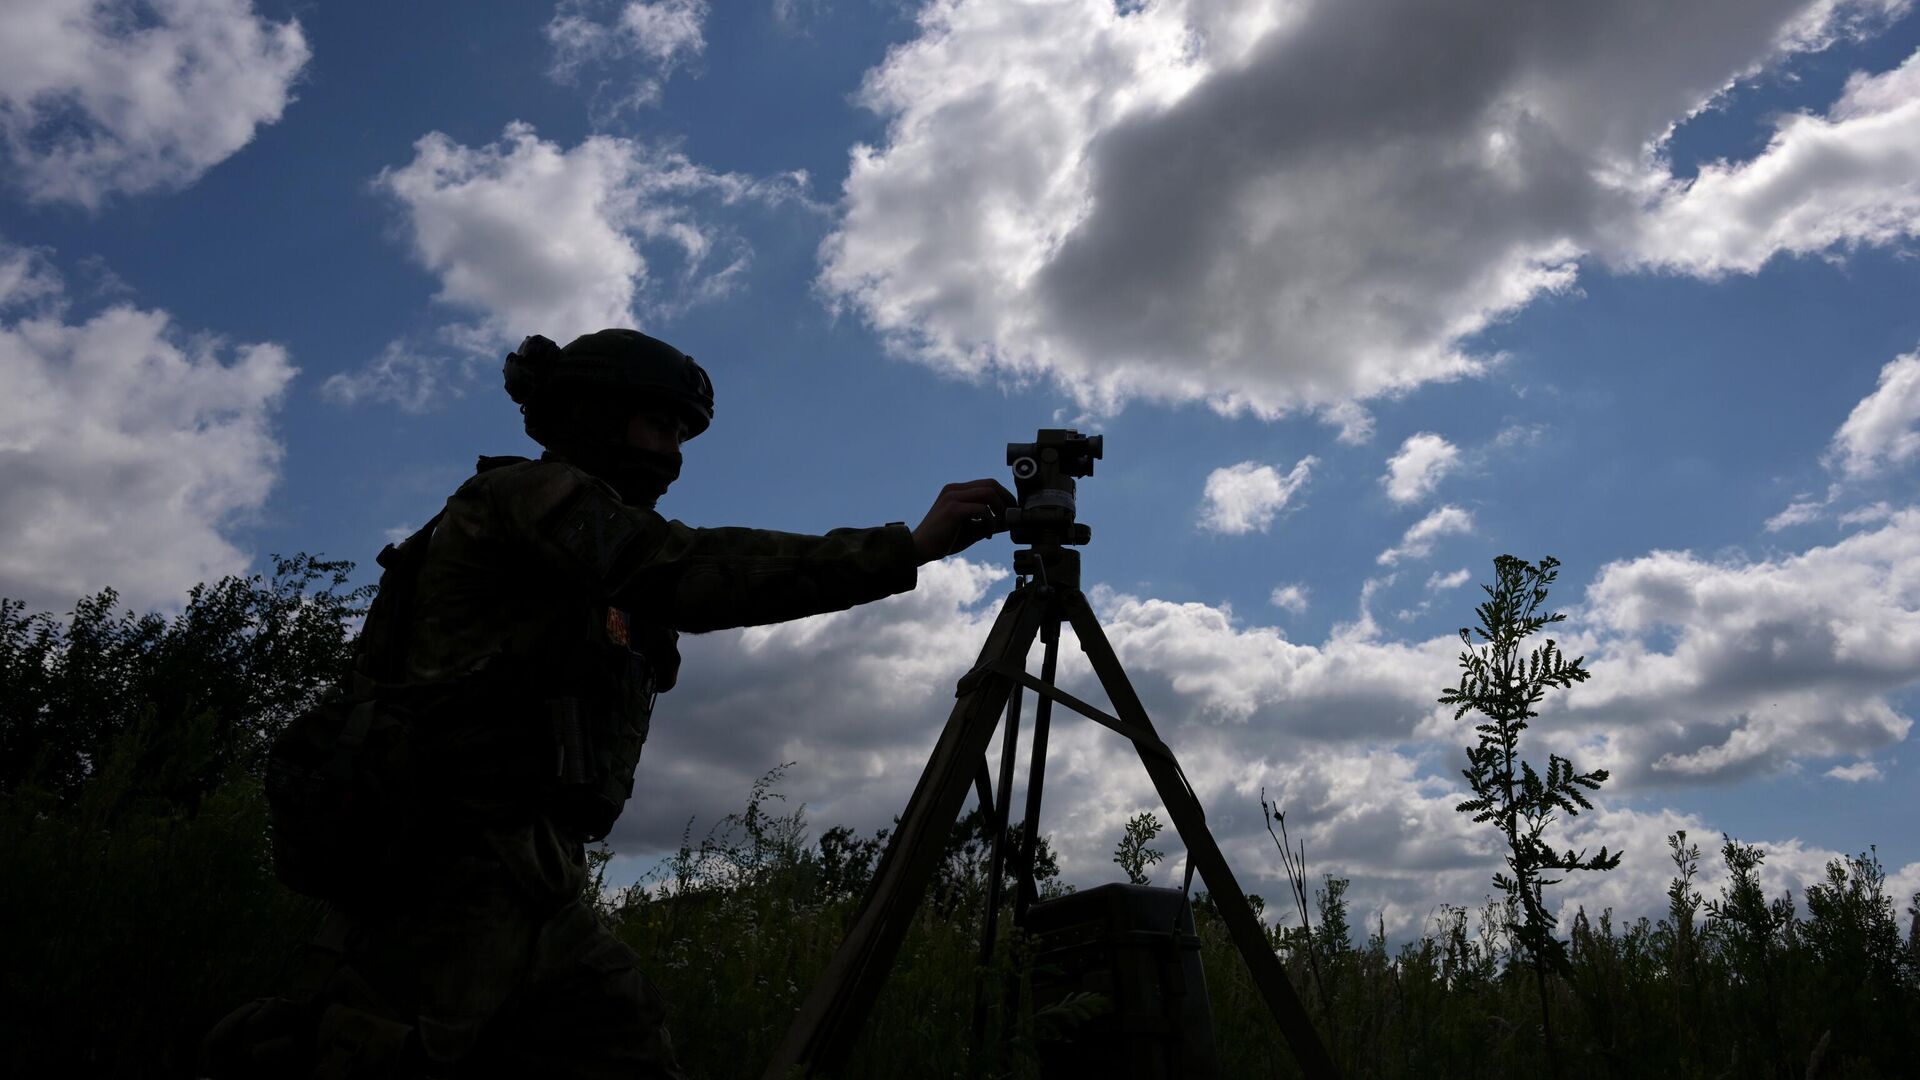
[
  {"left": 266, "top": 482, "right": 670, "bottom": 906},
  {"left": 534, "top": 601, "right": 666, "bottom": 843}
]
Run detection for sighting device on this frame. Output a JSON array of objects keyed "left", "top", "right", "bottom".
[
  {"left": 1004, "top": 429, "right": 1100, "bottom": 548},
  {"left": 765, "top": 431, "right": 1337, "bottom": 1079}
]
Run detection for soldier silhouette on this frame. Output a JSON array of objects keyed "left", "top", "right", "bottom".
[{"left": 204, "top": 329, "right": 1011, "bottom": 1078}]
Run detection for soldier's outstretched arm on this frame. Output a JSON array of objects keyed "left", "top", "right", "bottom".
[{"left": 497, "top": 463, "right": 1010, "bottom": 633}]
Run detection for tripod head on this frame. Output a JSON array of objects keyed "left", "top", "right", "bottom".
[{"left": 1004, "top": 429, "right": 1102, "bottom": 549}]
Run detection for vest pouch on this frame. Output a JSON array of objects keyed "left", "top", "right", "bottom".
[{"left": 545, "top": 649, "right": 655, "bottom": 843}]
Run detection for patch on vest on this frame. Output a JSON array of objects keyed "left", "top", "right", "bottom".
[
  {"left": 605, "top": 606, "right": 631, "bottom": 648},
  {"left": 556, "top": 487, "right": 642, "bottom": 578}
]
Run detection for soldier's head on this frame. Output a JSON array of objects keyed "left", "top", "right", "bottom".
[{"left": 503, "top": 329, "right": 715, "bottom": 506}]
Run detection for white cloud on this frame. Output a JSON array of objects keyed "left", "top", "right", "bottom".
[
  {"left": 1759, "top": 347, "right": 1920, "bottom": 530},
  {"left": 1382, "top": 432, "right": 1461, "bottom": 505},
  {"left": 615, "top": 544, "right": 1920, "bottom": 937},
  {"left": 1618, "top": 47, "right": 1920, "bottom": 277},
  {"left": 1826, "top": 760, "right": 1883, "bottom": 781},
  {"left": 319, "top": 342, "right": 450, "bottom": 413},
  {"left": 0, "top": 242, "right": 294, "bottom": 614},
  {"left": 1826, "top": 348, "right": 1920, "bottom": 479},
  {"left": 546, "top": 0, "right": 708, "bottom": 109},
  {"left": 1397, "top": 568, "right": 1475, "bottom": 622},
  {"left": 624, "top": 560, "right": 1467, "bottom": 885},
  {"left": 343, "top": 123, "right": 815, "bottom": 401},
  {"left": 1322, "top": 401, "right": 1377, "bottom": 446},
  {"left": 820, "top": 0, "right": 1912, "bottom": 424},
  {"left": 1378, "top": 506, "right": 1473, "bottom": 566},
  {"left": 0, "top": 0, "right": 309, "bottom": 207},
  {"left": 625, "top": 557, "right": 1013, "bottom": 853},
  {"left": 0, "top": 245, "right": 63, "bottom": 310},
  {"left": 1840, "top": 500, "right": 1897, "bottom": 526},
  {"left": 1199, "top": 457, "right": 1315, "bottom": 535},
  {"left": 1269, "top": 583, "right": 1309, "bottom": 614},
  {"left": 772, "top": 0, "right": 828, "bottom": 27},
  {"left": 1493, "top": 422, "right": 1547, "bottom": 450},
  {"left": 1562, "top": 511, "right": 1920, "bottom": 782},
  {"left": 1765, "top": 497, "right": 1829, "bottom": 532}
]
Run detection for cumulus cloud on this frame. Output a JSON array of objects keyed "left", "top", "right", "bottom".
[
  {"left": 376, "top": 122, "right": 805, "bottom": 343},
  {"left": 1562, "top": 511, "right": 1920, "bottom": 782},
  {"left": 1765, "top": 497, "right": 1829, "bottom": 532},
  {"left": 1493, "top": 423, "right": 1547, "bottom": 450},
  {"left": 1825, "top": 760, "right": 1883, "bottom": 781},
  {"left": 1839, "top": 501, "right": 1898, "bottom": 526},
  {"left": 546, "top": 0, "right": 708, "bottom": 109},
  {"left": 335, "top": 123, "right": 815, "bottom": 403},
  {"left": 1394, "top": 568, "right": 1475, "bottom": 623},
  {"left": 0, "top": 245, "right": 63, "bottom": 309},
  {"left": 319, "top": 342, "right": 451, "bottom": 413},
  {"left": 0, "top": 0, "right": 309, "bottom": 207},
  {"left": 624, "top": 557, "right": 1012, "bottom": 853},
  {"left": 1618, "top": 47, "right": 1920, "bottom": 276},
  {"left": 1199, "top": 457, "right": 1316, "bottom": 535},
  {"left": 1826, "top": 348, "right": 1920, "bottom": 479},
  {"left": 0, "top": 241, "right": 294, "bottom": 613},
  {"left": 821, "top": 0, "right": 1914, "bottom": 425},
  {"left": 614, "top": 538, "right": 1920, "bottom": 936},
  {"left": 1382, "top": 432, "right": 1461, "bottom": 505},
  {"left": 623, "top": 558, "right": 1465, "bottom": 881},
  {"left": 1269, "top": 583, "right": 1309, "bottom": 614},
  {"left": 1760, "top": 346, "right": 1919, "bottom": 529},
  {"left": 1378, "top": 506, "right": 1473, "bottom": 566}
]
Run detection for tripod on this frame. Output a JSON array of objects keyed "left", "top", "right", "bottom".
[{"left": 762, "top": 540, "right": 1338, "bottom": 1079}]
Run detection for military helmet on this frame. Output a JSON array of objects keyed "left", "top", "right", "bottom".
[{"left": 504, "top": 328, "right": 714, "bottom": 439}]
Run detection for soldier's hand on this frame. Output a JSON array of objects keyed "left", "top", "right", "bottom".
[{"left": 913, "top": 478, "right": 1015, "bottom": 564}]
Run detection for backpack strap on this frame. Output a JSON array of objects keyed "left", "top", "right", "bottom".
[{"left": 353, "top": 509, "right": 448, "bottom": 687}]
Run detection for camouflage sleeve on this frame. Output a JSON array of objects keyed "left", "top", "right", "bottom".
[{"left": 492, "top": 459, "right": 918, "bottom": 633}]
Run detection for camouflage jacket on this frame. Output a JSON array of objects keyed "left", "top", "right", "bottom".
[{"left": 401, "top": 452, "right": 919, "bottom": 908}]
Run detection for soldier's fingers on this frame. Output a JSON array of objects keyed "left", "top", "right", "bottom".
[
  {"left": 942, "top": 480, "right": 1015, "bottom": 512},
  {"left": 949, "top": 499, "right": 998, "bottom": 522}
]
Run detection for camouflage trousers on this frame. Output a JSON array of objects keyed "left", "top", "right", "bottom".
[{"left": 206, "top": 855, "right": 685, "bottom": 1079}]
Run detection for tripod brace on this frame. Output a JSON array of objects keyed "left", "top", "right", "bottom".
[{"left": 763, "top": 544, "right": 1337, "bottom": 1079}]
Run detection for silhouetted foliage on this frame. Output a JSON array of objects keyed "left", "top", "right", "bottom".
[
  {"left": 0, "top": 555, "right": 371, "bottom": 815},
  {"left": 1442, "top": 555, "right": 1617, "bottom": 1069},
  {"left": 1113, "top": 809, "right": 1166, "bottom": 884},
  {"left": 5, "top": 565, "right": 1918, "bottom": 1078}
]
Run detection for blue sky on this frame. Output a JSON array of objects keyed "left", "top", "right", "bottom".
[{"left": 3, "top": 0, "right": 1919, "bottom": 936}]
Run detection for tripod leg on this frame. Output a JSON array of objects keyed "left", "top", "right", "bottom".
[
  {"left": 764, "top": 586, "right": 1048, "bottom": 1080},
  {"left": 1012, "top": 615, "right": 1061, "bottom": 925},
  {"left": 973, "top": 673, "right": 1026, "bottom": 1048},
  {"left": 1063, "top": 590, "right": 1341, "bottom": 1080}
]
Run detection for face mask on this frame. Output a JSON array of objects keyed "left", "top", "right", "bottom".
[{"left": 598, "top": 445, "right": 682, "bottom": 508}]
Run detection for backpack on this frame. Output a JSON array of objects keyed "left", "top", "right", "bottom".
[{"left": 264, "top": 511, "right": 445, "bottom": 906}]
